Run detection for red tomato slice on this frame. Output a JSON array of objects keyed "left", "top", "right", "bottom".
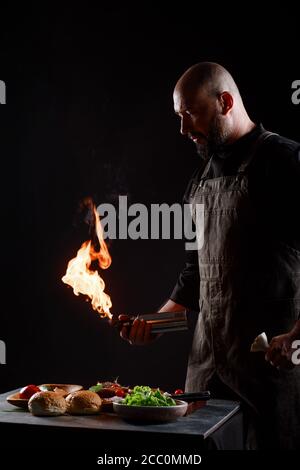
[
  {"left": 115, "top": 388, "right": 126, "bottom": 397},
  {"left": 174, "top": 389, "right": 184, "bottom": 395},
  {"left": 19, "top": 385, "right": 41, "bottom": 399}
]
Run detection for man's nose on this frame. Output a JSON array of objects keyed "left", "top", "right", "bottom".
[{"left": 180, "top": 115, "right": 191, "bottom": 135}]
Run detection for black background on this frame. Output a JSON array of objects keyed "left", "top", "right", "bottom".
[{"left": 0, "top": 3, "right": 299, "bottom": 393}]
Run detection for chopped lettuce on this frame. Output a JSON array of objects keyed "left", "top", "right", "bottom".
[
  {"left": 123, "top": 386, "right": 176, "bottom": 407},
  {"left": 89, "top": 383, "right": 103, "bottom": 393}
]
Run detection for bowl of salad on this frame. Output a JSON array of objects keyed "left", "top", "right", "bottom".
[{"left": 113, "top": 386, "right": 188, "bottom": 422}]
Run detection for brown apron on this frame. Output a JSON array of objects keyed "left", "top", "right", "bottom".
[{"left": 186, "top": 131, "right": 300, "bottom": 449}]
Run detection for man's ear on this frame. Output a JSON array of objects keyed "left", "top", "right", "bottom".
[{"left": 219, "top": 92, "right": 233, "bottom": 115}]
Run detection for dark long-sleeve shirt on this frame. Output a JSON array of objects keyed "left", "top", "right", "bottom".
[{"left": 170, "top": 124, "right": 300, "bottom": 311}]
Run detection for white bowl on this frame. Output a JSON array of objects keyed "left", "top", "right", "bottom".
[{"left": 113, "top": 399, "right": 188, "bottom": 422}]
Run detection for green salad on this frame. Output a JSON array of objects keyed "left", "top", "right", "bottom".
[{"left": 123, "top": 386, "right": 176, "bottom": 407}]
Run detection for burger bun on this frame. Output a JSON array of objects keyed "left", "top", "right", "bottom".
[
  {"left": 28, "top": 391, "right": 67, "bottom": 416},
  {"left": 66, "top": 390, "right": 102, "bottom": 415}
]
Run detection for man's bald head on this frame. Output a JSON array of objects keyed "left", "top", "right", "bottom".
[
  {"left": 174, "top": 62, "right": 242, "bottom": 102},
  {"left": 173, "top": 62, "right": 253, "bottom": 159}
]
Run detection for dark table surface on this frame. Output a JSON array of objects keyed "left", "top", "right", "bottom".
[{"left": 0, "top": 388, "right": 243, "bottom": 449}]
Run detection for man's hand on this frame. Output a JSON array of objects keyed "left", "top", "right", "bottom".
[
  {"left": 265, "top": 332, "right": 296, "bottom": 369},
  {"left": 115, "top": 299, "right": 186, "bottom": 346},
  {"left": 265, "top": 320, "right": 300, "bottom": 369},
  {"left": 118, "top": 315, "right": 159, "bottom": 346}
]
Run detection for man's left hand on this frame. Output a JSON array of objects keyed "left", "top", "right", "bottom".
[{"left": 265, "top": 333, "right": 295, "bottom": 370}]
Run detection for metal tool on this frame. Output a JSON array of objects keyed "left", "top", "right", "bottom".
[
  {"left": 170, "top": 391, "right": 211, "bottom": 402},
  {"left": 111, "top": 311, "right": 188, "bottom": 333}
]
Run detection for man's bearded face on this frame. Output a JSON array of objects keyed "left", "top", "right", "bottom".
[{"left": 194, "top": 112, "right": 229, "bottom": 160}]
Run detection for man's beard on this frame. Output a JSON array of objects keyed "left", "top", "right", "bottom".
[{"left": 196, "top": 115, "right": 229, "bottom": 160}]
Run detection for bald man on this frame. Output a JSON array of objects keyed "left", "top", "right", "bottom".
[{"left": 119, "top": 62, "right": 300, "bottom": 449}]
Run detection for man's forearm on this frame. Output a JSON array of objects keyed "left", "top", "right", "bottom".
[
  {"left": 158, "top": 299, "right": 187, "bottom": 313},
  {"left": 289, "top": 319, "right": 300, "bottom": 340}
]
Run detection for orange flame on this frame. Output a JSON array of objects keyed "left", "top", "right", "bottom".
[{"left": 62, "top": 205, "right": 112, "bottom": 318}]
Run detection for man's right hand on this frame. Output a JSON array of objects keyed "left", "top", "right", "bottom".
[
  {"left": 117, "top": 299, "right": 186, "bottom": 346},
  {"left": 118, "top": 315, "right": 159, "bottom": 345}
]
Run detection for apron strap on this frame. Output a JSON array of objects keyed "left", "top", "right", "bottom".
[
  {"left": 198, "top": 156, "right": 213, "bottom": 186},
  {"left": 198, "top": 130, "right": 278, "bottom": 185},
  {"left": 237, "top": 131, "right": 278, "bottom": 174}
]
